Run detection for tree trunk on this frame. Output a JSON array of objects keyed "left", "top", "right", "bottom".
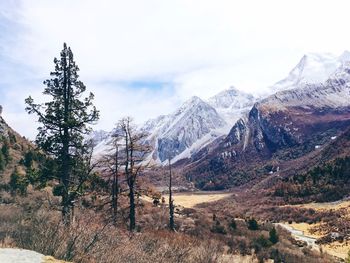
[
  {"left": 169, "top": 159, "right": 175, "bottom": 231},
  {"left": 112, "top": 147, "right": 118, "bottom": 225},
  {"left": 129, "top": 181, "right": 136, "bottom": 231},
  {"left": 62, "top": 49, "right": 71, "bottom": 224}
]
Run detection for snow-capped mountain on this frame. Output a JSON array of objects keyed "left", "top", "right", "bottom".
[
  {"left": 142, "top": 96, "right": 227, "bottom": 163},
  {"left": 270, "top": 51, "right": 350, "bottom": 93},
  {"left": 208, "top": 86, "right": 255, "bottom": 126},
  {"left": 93, "top": 51, "right": 350, "bottom": 165},
  {"left": 92, "top": 87, "right": 256, "bottom": 165},
  {"left": 185, "top": 57, "right": 350, "bottom": 189},
  {"left": 140, "top": 88, "right": 258, "bottom": 164},
  {"left": 89, "top": 130, "right": 110, "bottom": 146}
]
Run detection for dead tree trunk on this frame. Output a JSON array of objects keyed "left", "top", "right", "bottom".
[
  {"left": 169, "top": 158, "right": 175, "bottom": 231},
  {"left": 112, "top": 144, "right": 119, "bottom": 225}
]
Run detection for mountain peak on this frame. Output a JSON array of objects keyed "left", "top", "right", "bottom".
[
  {"left": 270, "top": 51, "right": 349, "bottom": 93},
  {"left": 208, "top": 87, "right": 255, "bottom": 110},
  {"left": 339, "top": 50, "right": 350, "bottom": 62},
  {"left": 180, "top": 96, "right": 205, "bottom": 110},
  {"left": 187, "top": 95, "right": 203, "bottom": 104}
]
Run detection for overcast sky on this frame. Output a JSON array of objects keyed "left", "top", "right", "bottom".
[{"left": 1, "top": 0, "right": 350, "bottom": 139}]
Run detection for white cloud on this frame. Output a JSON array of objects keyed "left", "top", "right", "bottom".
[{"left": 1, "top": 0, "right": 350, "bottom": 138}]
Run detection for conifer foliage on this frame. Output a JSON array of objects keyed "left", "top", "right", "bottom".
[{"left": 25, "top": 43, "right": 99, "bottom": 223}]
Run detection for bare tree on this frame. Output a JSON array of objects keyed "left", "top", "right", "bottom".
[
  {"left": 69, "top": 139, "right": 100, "bottom": 222},
  {"left": 168, "top": 158, "right": 175, "bottom": 231},
  {"left": 111, "top": 133, "right": 120, "bottom": 226},
  {"left": 119, "top": 117, "right": 151, "bottom": 231},
  {"left": 100, "top": 130, "right": 122, "bottom": 226}
]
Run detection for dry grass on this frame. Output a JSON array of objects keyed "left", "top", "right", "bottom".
[
  {"left": 289, "top": 222, "right": 350, "bottom": 260},
  {"left": 291, "top": 200, "right": 350, "bottom": 212},
  {"left": 172, "top": 192, "right": 232, "bottom": 208},
  {"left": 143, "top": 191, "right": 232, "bottom": 208},
  {"left": 322, "top": 241, "right": 350, "bottom": 260},
  {"left": 43, "top": 256, "right": 71, "bottom": 263},
  {"left": 288, "top": 222, "right": 323, "bottom": 239}
]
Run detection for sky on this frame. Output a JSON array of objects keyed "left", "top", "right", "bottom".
[{"left": 1, "top": 0, "right": 350, "bottom": 139}]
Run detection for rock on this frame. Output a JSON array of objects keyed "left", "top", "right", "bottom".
[{"left": 0, "top": 248, "right": 44, "bottom": 263}]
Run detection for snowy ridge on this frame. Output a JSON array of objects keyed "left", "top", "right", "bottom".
[
  {"left": 270, "top": 51, "right": 350, "bottom": 93},
  {"left": 208, "top": 86, "right": 255, "bottom": 127},
  {"left": 143, "top": 96, "right": 227, "bottom": 163}
]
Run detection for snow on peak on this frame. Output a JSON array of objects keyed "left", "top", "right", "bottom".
[
  {"left": 339, "top": 50, "right": 350, "bottom": 62},
  {"left": 143, "top": 95, "right": 227, "bottom": 163},
  {"left": 270, "top": 51, "right": 350, "bottom": 93},
  {"left": 208, "top": 86, "right": 254, "bottom": 109},
  {"left": 208, "top": 86, "right": 256, "bottom": 127},
  {"left": 179, "top": 96, "right": 205, "bottom": 111}
]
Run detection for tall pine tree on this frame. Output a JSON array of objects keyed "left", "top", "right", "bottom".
[{"left": 25, "top": 43, "right": 99, "bottom": 223}]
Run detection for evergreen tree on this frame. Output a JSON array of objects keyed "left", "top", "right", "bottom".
[
  {"left": 0, "top": 151, "right": 5, "bottom": 171},
  {"left": 9, "top": 167, "right": 28, "bottom": 195},
  {"left": 1, "top": 142, "right": 10, "bottom": 164},
  {"left": 247, "top": 218, "right": 259, "bottom": 230},
  {"left": 25, "top": 43, "right": 99, "bottom": 223},
  {"left": 269, "top": 227, "right": 279, "bottom": 244}
]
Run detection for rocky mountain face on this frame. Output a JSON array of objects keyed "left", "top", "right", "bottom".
[
  {"left": 94, "top": 88, "right": 256, "bottom": 164},
  {"left": 208, "top": 86, "right": 255, "bottom": 126},
  {"left": 227, "top": 83, "right": 350, "bottom": 161},
  {"left": 184, "top": 60, "right": 350, "bottom": 190},
  {"left": 142, "top": 96, "right": 227, "bottom": 163}
]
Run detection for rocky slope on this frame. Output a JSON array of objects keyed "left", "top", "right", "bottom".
[{"left": 0, "top": 106, "right": 34, "bottom": 183}]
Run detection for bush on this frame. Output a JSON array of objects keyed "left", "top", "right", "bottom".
[
  {"left": 252, "top": 235, "right": 272, "bottom": 253},
  {"left": 9, "top": 168, "right": 28, "bottom": 195},
  {"left": 247, "top": 218, "right": 259, "bottom": 230},
  {"left": 228, "top": 219, "right": 237, "bottom": 230},
  {"left": 0, "top": 151, "right": 5, "bottom": 171},
  {"left": 1, "top": 142, "right": 10, "bottom": 164},
  {"left": 211, "top": 220, "right": 227, "bottom": 235}
]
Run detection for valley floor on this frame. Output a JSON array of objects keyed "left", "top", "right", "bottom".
[
  {"left": 166, "top": 188, "right": 350, "bottom": 261},
  {"left": 284, "top": 199, "right": 350, "bottom": 260},
  {"left": 143, "top": 191, "right": 232, "bottom": 208}
]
